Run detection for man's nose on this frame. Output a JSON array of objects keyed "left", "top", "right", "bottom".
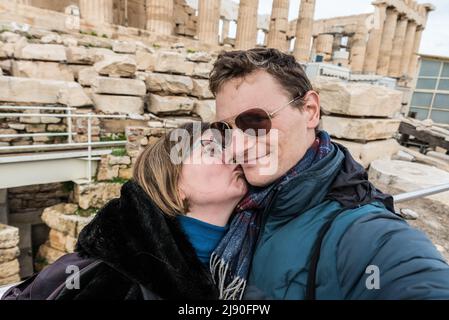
[{"left": 226, "top": 129, "right": 257, "bottom": 164}]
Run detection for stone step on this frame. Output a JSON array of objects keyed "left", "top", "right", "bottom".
[
  {"left": 321, "top": 116, "right": 400, "bottom": 141},
  {"left": 313, "top": 77, "right": 403, "bottom": 118},
  {"left": 333, "top": 138, "right": 400, "bottom": 168}
]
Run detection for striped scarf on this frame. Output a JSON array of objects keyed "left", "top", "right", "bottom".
[{"left": 210, "top": 131, "right": 333, "bottom": 299}]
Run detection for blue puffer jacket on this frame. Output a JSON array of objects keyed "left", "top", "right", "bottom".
[{"left": 248, "top": 142, "right": 449, "bottom": 300}]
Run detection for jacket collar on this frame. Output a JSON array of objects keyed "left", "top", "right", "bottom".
[
  {"left": 264, "top": 142, "right": 394, "bottom": 226},
  {"left": 75, "top": 180, "right": 219, "bottom": 300}
]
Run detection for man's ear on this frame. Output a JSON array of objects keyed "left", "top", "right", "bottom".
[{"left": 302, "top": 91, "right": 320, "bottom": 130}]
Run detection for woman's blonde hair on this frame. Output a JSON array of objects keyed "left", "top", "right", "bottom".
[{"left": 132, "top": 122, "right": 209, "bottom": 216}]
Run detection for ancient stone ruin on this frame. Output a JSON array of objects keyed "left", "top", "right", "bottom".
[{"left": 1, "top": 0, "right": 447, "bottom": 286}]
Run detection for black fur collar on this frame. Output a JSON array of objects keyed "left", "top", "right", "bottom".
[{"left": 75, "top": 180, "right": 219, "bottom": 300}]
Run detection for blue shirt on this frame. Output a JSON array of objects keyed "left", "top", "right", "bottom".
[{"left": 177, "top": 215, "right": 228, "bottom": 266}]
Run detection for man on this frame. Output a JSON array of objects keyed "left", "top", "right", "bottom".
[{"left": 208, "top": 48, "right": 449, "bottom": 300}]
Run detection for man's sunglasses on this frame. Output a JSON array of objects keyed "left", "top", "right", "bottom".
[{"left": 210, "top": 95, "right": 304, "bottom": 149}]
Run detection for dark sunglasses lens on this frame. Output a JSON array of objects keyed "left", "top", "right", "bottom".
[
  {"left": 235, "top": 108, "right": 271, "bottom": 136},
  {"left": 210, "top": 122, "right": 230, "bottom": 148}
]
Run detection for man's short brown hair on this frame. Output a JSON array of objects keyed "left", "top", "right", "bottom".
[{"left": 209, "top": 48, "right": 313, "bottom": 107}]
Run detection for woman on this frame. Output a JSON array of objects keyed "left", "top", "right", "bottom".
[{"left": 2, "top": 123, "right": 250, "bottom": 300}]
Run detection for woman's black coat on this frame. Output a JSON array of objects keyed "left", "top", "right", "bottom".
[{"left": 3, "top": 180, "right": 220, "bottom": 300}]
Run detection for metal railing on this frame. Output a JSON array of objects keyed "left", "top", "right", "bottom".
[
  {"left": 0, "top": 106, "right": 138, "bottom": 182},
  {"left": 393, "top": 183, "right": 449, "bottom": 203}
]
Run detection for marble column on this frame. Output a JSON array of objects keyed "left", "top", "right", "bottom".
[
  {"left": 79, "top": 0, "right": 114, "bottom": 24},
  {"left": 350, "top": 21, "right": 368, "bottom": 74},
  {"left": 293, "top": 0, "right": 316, "bottom": 62},
  {"left": 332, "top": 34, "right": 342, "bottom": 53},
  {"left": 376, "top": 7, "right": 399, "bottom": 76},
  {"left": 146, "top": 0, "right": 174, "bottom": 35},
  {"left": 16, "top": 0, "right": 32, "bottom": 5},
  {"left": 388, "top": 15, "right": 408, "bottom": 78},
  {"left": 198, "top": 0, "right": 220, "bottom": 46},
  {"left": 407, "top": 27, "right": 423, "bottom": 79},
  {"left": 266, "top": 0, "right": 289, "bottom": 51},
  {"left": 399, "top": 20, "right": 417, "bottom": 77},
  {"left": 315, "top": 34, "right": 333, "bottom": 61},
  {"left": 363, "top": 3, "right": 387, "bottom": 74},
  {"left": 235, "top": 0, "right": 259, "bottom": 50}
]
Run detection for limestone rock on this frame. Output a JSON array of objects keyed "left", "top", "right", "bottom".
[
  {"left": 0, "top": 76, "right": 91, "bottom": 107},
  {"left": 73, "top": 182, "right": 122, "bottom": 210},
  {"left": 0, "top": 259, "right": 19, "bottom": 279},
  {"left": 57, "top": 83, "right": 93, "bottom": 107},
  {"left": 0, "top": 129, "right": 17, "bottom": 142},
  {"left": 41, "top": 204, "right": 92, "bottom": 237},
  {"left": 92, "top": 77, "right": 146, "bottom": 96},
  {"left": 12, "top": 60, "right": 74, "bottom": 81},
  {"left": 187, "top": 51, "right": 212, "bottom": 63},
  {"left": 78, "top": 67, "right": 98, "bottom": 86},
  {"left": 0, "top": 274, "right": 20, "bottom": 286},
  {"left": 94, "top": 55, "right": 136, "bottom": 78},
  {"left": 97, "top": 163, "right": 119, "bottom": 181},
  {"left": 194, "top": 100, "right": 216, "bottom": 122},
  {"left": 145, "top": 73, "right": 193, "bottom": 94},
  {"left": 192, "top": 62, "right": 213, "bottom": 79},
  {"left": 0, "top": 247, "right": 20, "bottom": 264},
  {"left": 147, "top": 94, "right": 195, "bottom": 115},
  {"left": 191, "top": 79, "right": 213, "bottom": 99},
  {"left": 333, "top": 138, "right": 400, "bottom": 168},
  {"left": 369, "top": 160, "right": 449, "bottom": 213},
  {"left": 321, "top": 116, "right": 400, "bottom": 141},
  {"left": 154, "top": 51, "right": 194, "bottom": 75},
  {"left": 119, "top": 167, "right": 133, "bottom": 180},
  {"left": 40, "top": 34, "right": 63, "bottom": 44},
  {"left": 313, "top": 78, "right": 403, "bottom": 117},
  {"left": 36, "top": 243, "right": 65, "bottom": 265},
  {"left": 15, "top": 44, "right": 67, "bottom": 62},
  {"left": 66, "top": 46, "right": 95, "bottom": 65},
  {"left": 0, "top": 224, "right": 19, "bottom": 249},
  {"left": 136, "top": 50, "right": 156, "bottom": 71},
  {"left": 48, "top": 229, "right": 77, "bottom": 253},
  {"left": 92, "top": 94, "right": 144, "bottom": 115},
  {"left": 112, "top": 40, "right": 136, "bottom": 54}
]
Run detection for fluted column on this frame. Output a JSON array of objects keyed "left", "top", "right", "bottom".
[
  {"left": 235, "top": 0, "right": 259, "bottom": 49},
  {"left": 293, "top": 0, "right": 316, "bottom": 62},
  {"left": 197, "top": 0, "right": 220, "bottom": 45},
  {"left": 266, "top": 0, "right": 289, "bottom": 51},
  {"left": 146, "top": 0, "right": 174, "bottom": 35},
  {"left": 400, "top": 20, "right": 417, "bottom": 77},
  {"left": 315, "top": 34, "right": 333, "bottom": 61},
  {"left": 363, "top": 3, "right": 387, "bottom": 74},
  {"left": 376, "top": 7, "right": 399, "bottom": 76},
  {"left": 79, "top": 0, "right": 114, "bottom": 24},
  {"left": 407, "top": 27, "right": 423, "bottom": 79},
  {"left": 16, "top": 0, "right": 32, "bottom": 4},
  {"left": 350, "top": 21, "right": 368, "bottom": 74},
  {"left": 388, "top": 15, "right": 408, "bottom": 77}
]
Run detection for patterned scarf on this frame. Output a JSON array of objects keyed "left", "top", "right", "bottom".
[{"left": 210, "top": 131, "right": 333, "bottom": 299}]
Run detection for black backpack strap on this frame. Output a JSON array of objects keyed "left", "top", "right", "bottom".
[{"left": 305, "top": 206, "right": 352, "bottom": 300}]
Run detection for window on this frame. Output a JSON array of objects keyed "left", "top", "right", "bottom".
[
  {"left": 438, "top": 79, "right": 449, "bottom": 91},
  {"left": 419, "top": 60, "right": 441, "bottom": 77},
  {"left": 411, "top": 58, "right": 449, "bottom": 124},
  {"left": 442, "top": 63, "right": 449, "bottom": 77},
  {"left": 430, "top": 110, "right": 449, "bottom": 124},
  {"left": 433, "top": 94, "right": 449, "bottom": 109},
  {"left": 411, "top": 92, "right": 433, "bottom": 107},
  {"left": 410, "top": 107, "right": 430, "bottom": 120},
  {"left": 416, "top": 78, "right": 437, "bottom": 90}
]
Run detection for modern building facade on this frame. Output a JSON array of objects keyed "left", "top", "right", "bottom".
[{"left": 409, "top": 54, "right": 449, "bottom": 124}]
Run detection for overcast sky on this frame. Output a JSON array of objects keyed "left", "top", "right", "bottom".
[{"left": 257, "top": 0, "right": 449, "bottom": 57}]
